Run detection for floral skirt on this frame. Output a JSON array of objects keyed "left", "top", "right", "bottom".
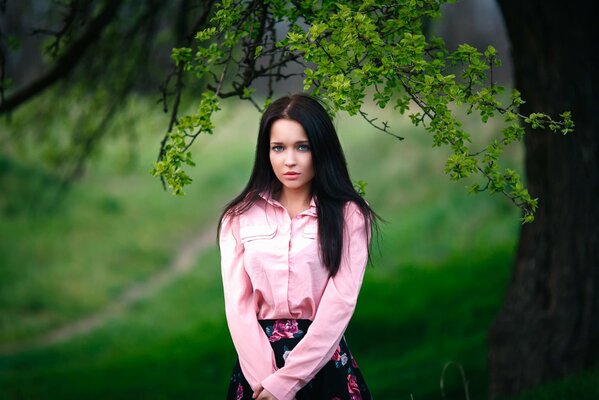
[{"left": 227, "top": 319, "right": 371, "bottom": 400}]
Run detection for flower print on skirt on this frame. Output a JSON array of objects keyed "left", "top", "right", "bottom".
[{"left": 226, "top": 319, "right": 372, "bottom": 400}]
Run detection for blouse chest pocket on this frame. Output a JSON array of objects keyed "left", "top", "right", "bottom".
[
  {"left": 239, "top": 225, "right": 277, "bottom": 243},
  {"left": 303, "top": 224, "right": 318, "bottom": 239}
]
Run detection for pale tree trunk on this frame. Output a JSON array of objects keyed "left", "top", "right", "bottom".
[{"left": 488, "top": 0, "right": 599, "bottom": 397}]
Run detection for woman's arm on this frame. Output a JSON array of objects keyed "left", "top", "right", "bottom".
[
  {"left": 220, "top": 214, "right": 278, "bottom": 390},
  {"left": 260, "top": 202, "right": 370, "bottom": 400}
]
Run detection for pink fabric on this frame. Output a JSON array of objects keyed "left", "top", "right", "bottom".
[{"left": 219, "top": 193, "right": 370, "bottom": 400}]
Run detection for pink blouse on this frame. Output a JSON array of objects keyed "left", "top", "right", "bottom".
[{"left": 219, "top": 192, "right": 370, "bottom": 400}]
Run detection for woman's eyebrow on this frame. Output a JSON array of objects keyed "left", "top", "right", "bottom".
[{"left": 269, "top": 140, "right": 309, "bottom": 144}]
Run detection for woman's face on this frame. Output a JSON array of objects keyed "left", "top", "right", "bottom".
[{"left": 269, "top": 118, "right": 314, "bottom": 194}]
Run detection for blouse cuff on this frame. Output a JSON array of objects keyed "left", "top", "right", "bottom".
[{"left": 261, "top": 373, "right": 302, "bottom": 400}]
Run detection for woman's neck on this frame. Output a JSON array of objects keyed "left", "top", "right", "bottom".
[{"left": 276, "top": 187, "right": 312, "bottom": 218}]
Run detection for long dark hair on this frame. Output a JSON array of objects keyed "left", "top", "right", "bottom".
[{"left": 218, "top": 94, "right": 379, "bottom": 276}]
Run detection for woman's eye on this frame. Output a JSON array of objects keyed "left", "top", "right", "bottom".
[
  {"left": 272, "top": 145, "right": 284, "bottom": 152},
  {"left": 297, "top": 144, "right": 310, "bottom": 152}
]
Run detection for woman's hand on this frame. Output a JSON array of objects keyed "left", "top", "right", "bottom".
[
  {"left": 252, "top": 384, "right": 277, "bottom": 400},
  {"left": 256, "top": 389, "right": 277, "bottom": 400}
]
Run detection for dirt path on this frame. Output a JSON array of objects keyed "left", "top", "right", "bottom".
[{"left": 0, "top": 224, "right": 216, "bottom": 357}]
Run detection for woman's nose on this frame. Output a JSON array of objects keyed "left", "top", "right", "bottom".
[{"left": 284, "top": 151, "right": 296, "bottom": 166}]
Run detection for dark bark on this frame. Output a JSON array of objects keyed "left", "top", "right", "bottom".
[{"left": 489, "top": 0, "right": 599, "bottom": 397}]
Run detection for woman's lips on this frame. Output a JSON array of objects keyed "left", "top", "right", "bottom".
[{"left": 283, "top": 172, "right": 300, "bottom": 179}]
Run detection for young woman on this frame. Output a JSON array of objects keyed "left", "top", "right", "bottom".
[{"left": 218, "top": 94, "right": 378, "bottom": 400}]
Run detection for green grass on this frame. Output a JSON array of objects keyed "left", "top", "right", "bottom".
[
  {"left": 1, "top": 96, "right": 596, "bottom": 399},
  {"left": 0, "top": 241, "right": 514, "bottom": 399},
  {"left": 0, "top": 96, "right": 257, "bottom": 343},
  {"left": 0, "top": 248, "right": 231, "bottom": 399},
  {"left": 506, "top": 366, "right": 599, "bottom": 400},
  {"left": 350, "top": 243, "right": 515, "bottom": 399}
]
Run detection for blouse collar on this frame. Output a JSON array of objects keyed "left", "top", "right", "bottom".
[{"left": 258, "top": 191, "right": 317, "bottom": 217}]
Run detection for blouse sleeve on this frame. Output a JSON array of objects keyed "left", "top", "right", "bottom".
[
  {"left": 260, "top": 202, "right": 370, "bottom": 400},
  {"left": 219, "top": 214, "right": 278, "bottom": 390}
]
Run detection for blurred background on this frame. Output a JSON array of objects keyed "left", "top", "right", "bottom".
[{"left": 1, "top": 1, "right": 596, "bottom": 399}]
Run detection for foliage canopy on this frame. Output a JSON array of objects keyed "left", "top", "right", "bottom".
[{"left": 152, "top": 0, "right": 573, "bottom": 223}]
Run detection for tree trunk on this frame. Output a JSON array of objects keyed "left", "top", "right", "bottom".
[{"left": 488, "top": 0, "right": 599, "bottom": 397}]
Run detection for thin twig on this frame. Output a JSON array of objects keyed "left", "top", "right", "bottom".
[
  {"left": 440, "top": 361, "right": 471, "bottom": 400},
  {"left": 359, "top": 110, "right": 404, "bottom": 140}
]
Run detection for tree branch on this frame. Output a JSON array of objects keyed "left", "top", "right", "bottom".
[{"left": 0, "top": 0, "right": 124, "bottom": 114}]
